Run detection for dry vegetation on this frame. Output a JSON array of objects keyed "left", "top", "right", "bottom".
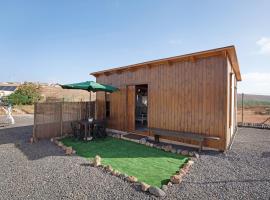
[{"left": 237, "top": 94, "right": 270, "bottom": 125}]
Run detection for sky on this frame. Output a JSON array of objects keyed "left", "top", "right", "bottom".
[{"left": 0, "top": 0, "right": 269, "bottom": 95}]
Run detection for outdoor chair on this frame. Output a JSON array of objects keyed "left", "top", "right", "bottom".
[
  {"left": 92, "top": 120, "right": 107, "bottom": 139},
  {"left": 71, "top": 121, "right": 84, "bottom": 139}
]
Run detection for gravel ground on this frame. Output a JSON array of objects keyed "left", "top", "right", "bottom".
[{"left": 0, "top": 120, "right": 269, "bottom": 199}]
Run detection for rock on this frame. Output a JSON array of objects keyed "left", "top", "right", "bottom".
[
  {"left": 72, "top": 150, "right": 76, "bottom": 154},
  {"left": 54, "top": 140, "right": 59, "bottom": 145},
  {"left": 171, "top": 148, "right": 176, "bottom": 153},
  {"left": 141, "top": 182, "right": 150, "bottom": 192},
  {"left": 145, "top": 142, "right": 150, "bottom": 146},
  {"left": 170, "top": 174, "right": 182, "bottom": 184},
  {"left": 188, "top": 151, "right": 195, "bottom": 157},
  {"left": 112, "top": 169, "right": 120, "bottom": 176},
  {"left": 176, "top": 149, "right": 182, "bottom": 154},
  {"left": 149, "top": 143, "right": 154, "bottom": 147},
  {"left": 163, "top": 145, "right": 173, "bottom": 152},
  {"left": 139, "top": 138, "right": 147, "bottom": 144},
  {"left": 182, "top": 165, "right": 190, "bottom": 172},
  {"left": 105, "top": 165, "right": 113, "bottom": 172},
  {"left": 161, "top": 184, "right": 168, "bottom": 191},
  {"left": 93, "top": 155, "right": 101, "bottom": 167},
  {"left": 188, "top": 160, "right": 194, "bottom": 166},
  {"left": 58, "top": 142, "right": 63, "bottom": 147},
  {"left": 29, "top": 137, "right": 34, "bottom": 144},
  {"left": 194, "top": 152, "right": 200, "bottom": 159},
  {"left": 179, "top": 168, "right": 186, "bottom": 175},
  {"left": 149, "top": 186, "right": 166, "bottom": 197},
  {"left": 167, "top": 182, "right": 173, "bottom": 187},
  {"left": 65, "top": 147, "right": 73, "bottom": 155},
  {"left": 119, "top": 173, "right": 128, "bottom": 179},
  {"left": 181, "top": 150, "right": 189, "bottom": 156},
  {"left": 127, "top": 176, "right": 138, "bottom": 183}
]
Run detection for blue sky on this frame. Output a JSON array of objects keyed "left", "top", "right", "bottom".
[{"left": 0, "top": 0, "right": 269, "bottom": 94}]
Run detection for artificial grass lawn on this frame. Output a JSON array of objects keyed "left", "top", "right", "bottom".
[{"left": 61, "top": 137, "right": 189, "bottom": 187}]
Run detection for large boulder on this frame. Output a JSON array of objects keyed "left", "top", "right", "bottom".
[{"left": 149, "top": 186, "right": 166, "bottom": 197}]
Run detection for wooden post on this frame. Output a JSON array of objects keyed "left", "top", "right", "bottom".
[
  {"left": 32, "top": 103, "right": 37, "bottom": 139},
  {"left": 125, "top": 85, "right": 128, "bottom": 131},
  {"left": 242, "top": 93, "right": 244, "bottom": 124},
  {"left": 60, "top": 101, "right": 63, "bottom": 137}
]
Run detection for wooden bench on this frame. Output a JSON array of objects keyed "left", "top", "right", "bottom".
[{"left": 150, "top": 128, "right": 220, "bottom": 152}]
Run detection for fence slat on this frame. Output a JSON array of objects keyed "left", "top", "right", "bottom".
[{"left": 33, "top": 101, "right": 95, "bottom": 139}]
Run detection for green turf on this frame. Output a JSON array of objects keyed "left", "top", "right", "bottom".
[{"left": 61, "top": 137, "right": 189, "bottom": 187}]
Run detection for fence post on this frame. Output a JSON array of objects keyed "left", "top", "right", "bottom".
[
  {"left": 32, "top": 102, "right": 37, "bottom": 139},
  {"left": 60, "top": 101, "right": 63, "bottom": 137},
  {"left": 242, "top": 93, "right": 244, "bottom": 124}
]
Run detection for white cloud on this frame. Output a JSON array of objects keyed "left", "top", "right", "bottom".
[
  {"left": 238, "top": 72, "right": 270, "bottom": 95},
  {"left": 168, "top": 39, "right": 182, "bottom": 45},
  {"left": 256, "top": 37, "right": 270, "bottom": 55}
]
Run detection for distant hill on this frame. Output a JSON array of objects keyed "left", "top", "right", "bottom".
[{"left": 237, "top": 94, "right": 270, "bottom": 107}]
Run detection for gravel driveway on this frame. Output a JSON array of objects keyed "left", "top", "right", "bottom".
[{"left": 0, "top": 118, "right": 269, "bottom": 200}]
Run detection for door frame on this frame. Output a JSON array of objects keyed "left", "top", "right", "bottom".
[{"left": 125, "top": 82, "right": 150, "bottom": 132}]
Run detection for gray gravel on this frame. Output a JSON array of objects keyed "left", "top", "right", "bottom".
[
  {"left": 168, "top": 128, "right": 270, "bottom": 200},
  {"left": 0, "top": 119, "right": 269, "bottom": 200}
]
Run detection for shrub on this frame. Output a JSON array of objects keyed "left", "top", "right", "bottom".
[{"left": 6, "top": 83, "right": 41, "bottom": 105}]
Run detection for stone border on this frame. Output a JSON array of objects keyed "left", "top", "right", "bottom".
[
  {"left": 238, "top": 122, "right": 270, "bottom": 130},
  {"left": 50, "top": 137, "right": 76, "bottom": 155},
  {"left": 89, "top": 153, "right": 194, "bottom": 197},
  {"left": 103, "top": 133, "right": 198, "bottom": 196},
  {"left": 111, "top": 133, "right": 200, "bottom": 159},
  {"left": 50, "top": 134, "right": 197, "bottom": 197}
]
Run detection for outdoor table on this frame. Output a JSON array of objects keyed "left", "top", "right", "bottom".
[{"left": 78, "top": 120, "right": 94, "bottom": 141}]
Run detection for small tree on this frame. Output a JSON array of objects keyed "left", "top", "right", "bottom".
[{"left": 6, "top": 83, "right": 41, "bottom": 105}]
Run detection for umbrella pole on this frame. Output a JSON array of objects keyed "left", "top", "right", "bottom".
[
  {"left": 89, "top": 92, "right": 91, "bottom": 119},
  {"left": 104, "top": 92, "right": 107, "bottom": 119}
]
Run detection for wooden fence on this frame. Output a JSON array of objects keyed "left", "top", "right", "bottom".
[{"left": 33, "top": 101, "right": 95, "bottom": 139}]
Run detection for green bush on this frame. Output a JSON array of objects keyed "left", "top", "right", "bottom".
[{"left": 6, "top": 83, "right": 41, "bottom": 105}]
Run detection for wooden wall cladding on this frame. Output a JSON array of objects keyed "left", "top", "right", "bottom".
[{"left": 96, "top": 55, "right": 228, "bottom": 150}]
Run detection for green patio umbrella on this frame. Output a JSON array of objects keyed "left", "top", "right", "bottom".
[
  {"left": 60, "top": 81, "right": 118, "bottom": 93},
  {"left": 60, "top": 81, "right": 118, "bottom": 119}
]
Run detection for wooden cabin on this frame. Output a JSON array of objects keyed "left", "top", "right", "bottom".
[{"left": 91, "top": 46, "right": 241, "bottom": 151}]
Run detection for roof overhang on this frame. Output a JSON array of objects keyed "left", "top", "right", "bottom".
[{"left": 90, "top": 45, "right": 241, "bottom": 81}]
